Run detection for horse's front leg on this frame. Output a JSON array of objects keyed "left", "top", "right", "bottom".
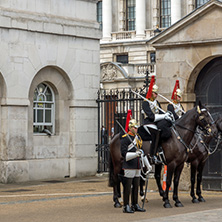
[
  {"left": 196, "top": 162, "right": 206, "bottom": 202},
  {"left": 139, "top": 176, "right": 144, "bottom": 198},
  {"left": 190, "top": 163, "right": 199, "bottom": 203},
  {"left": 162, "top": 164, "right": 174, "bottom": 208},
  {"left": 154, "top": 164, "right": 164, "bottom": 197},
  {"left": 172, "top": 163, "right": 184, "bottom": 207}
]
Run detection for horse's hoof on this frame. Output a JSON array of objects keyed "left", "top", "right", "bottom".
[
  {"left": 114, "top": 202, "right": 122, "bottom": 208},
  {"left": 175, "top": 202, "right": 184, "bottom": 207},
  {"left": 198, "top": 197, "right": 206, "bottom": 202},
  {"left": 140, "top": 191, "right": 144, "bottom": 196},
  {"left": 192, "top": 198, "right": 199, "bottom": 203},
  {"left": 141, "top": 195, "right": 148, "bottom": 203},
  {"left": 163, "top": 202, "right": 172, "bottom": 208}
]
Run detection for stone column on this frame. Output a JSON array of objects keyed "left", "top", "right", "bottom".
[
  {"left": 136, "top": 0, "right": 145, "bottom": 38},
  {"left": 153, "top": 0, "right": 159, "bottom": 29},
  {"left": 188, "top": 0, "right": 195, "bottom": 13},
  {"left": 102, "top": 0, "right": 112, "bottom": 41},
  {"left": 171, "top": 0, "right": 181, "bottom": 24}
]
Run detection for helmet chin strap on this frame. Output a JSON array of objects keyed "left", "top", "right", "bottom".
[{"left": 129, "top": 127, "right": 136, "bottom": 135}]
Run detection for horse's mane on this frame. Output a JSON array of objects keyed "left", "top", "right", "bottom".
[{"left": 174, "top": 105, "right": 196, "bottom": 125}]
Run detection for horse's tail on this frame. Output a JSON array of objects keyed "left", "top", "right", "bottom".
[{"left": 108, "top": 151, "right": 115, "bottom": 187}]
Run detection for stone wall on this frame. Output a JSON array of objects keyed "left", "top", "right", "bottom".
[{"left": 0, "top": 0, "right": 101, "bottom": 183}]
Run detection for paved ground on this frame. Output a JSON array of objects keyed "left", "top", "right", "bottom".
[{"left": 0, "top": 174, "right": 221, "bottom": 222}]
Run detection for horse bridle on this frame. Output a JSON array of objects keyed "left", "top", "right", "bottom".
[
  {"left": 197, "top": 108, "right": 215, "bottom": 136},
  {"left": 172, "top": 108, "right": 216, "bottom": 152}
]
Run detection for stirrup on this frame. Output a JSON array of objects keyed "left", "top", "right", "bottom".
[
  {"left": 152, "top": 156, "right": 162, "bottom": 165},
  {"left": 158, "top": 151, "right": 167, "bottom": 165}
]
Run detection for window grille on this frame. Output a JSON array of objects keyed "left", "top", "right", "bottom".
[{"left": 33, "top": 83, "right": 55, "bottom": 135}]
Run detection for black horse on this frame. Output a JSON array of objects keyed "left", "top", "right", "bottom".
[
  {"left": 109, "top": 102, "right": 217, "bottom": 208},
  {"left": 187, "top": 114, "right": 222, "bottom": 203}
]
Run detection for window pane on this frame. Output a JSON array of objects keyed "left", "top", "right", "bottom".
[
  {"left": 97, "top": 1, "right": 102, "bottom": 30},
  {"left": 45, "top": 104, "right": 52, "bottom": 108},
  {"left": 37, "top": 110, "right": 43, "bottom": 122},
  {"left": 160, "top": 0, "right": 171, "bottom": 28},
  {"left": 33, "top": 109, "right": 36, "bottom": 122},
  {"left": 38, "top": 83, "right": 46, "bottom": 94},
  {"left": 37, "top": 102, "right": 44, "bottom": 108},
  {"left": 45, "top": 87, "right": 53, "bottom": 101},
  {"left": 116, "top": 55, "right": 128, "bottom": 64},
  {"left": 126, "top": 0, "right": 135, "bottom": 30},
  {"left": 45, "top": 110, "right": 51, "bottom": 123},
  {"left": 196, "top": 0, "right": 209, "bottom": 8}
]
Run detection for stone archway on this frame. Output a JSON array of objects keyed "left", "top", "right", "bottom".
[
  {"left": 195, "top": 57, "right": 222, "bottom": 113},
  {"left": 26, "top": 66, "right": 74, "bottom": 181},
  {"left": 194, "top": 57, "right": 222, "bottom": 191}
]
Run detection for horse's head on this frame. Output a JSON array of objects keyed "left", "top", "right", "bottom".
[{"left": 195, "top": 101, "right": 217, "bottom": 137}]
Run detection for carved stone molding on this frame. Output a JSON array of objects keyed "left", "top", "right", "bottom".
[{"left": 101, "top": 64, "right": 118, "bottom": 81}]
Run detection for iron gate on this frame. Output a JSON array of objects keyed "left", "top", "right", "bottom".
[{"left": 96, "top": 88, "right": 144, "bottom": 173}]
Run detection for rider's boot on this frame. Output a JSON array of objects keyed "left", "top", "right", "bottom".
[
  {"left": 142, "top": 154, "right": 152, "bottom": 174},
  {"left": 131, "top": 177, "right": 146, "bottom": 212},
  {"left": 149, "top": 128, "right": 162, "bottom": 165},
  {"left": 123, "top": 177, "right": 134, "bottom": 213}
]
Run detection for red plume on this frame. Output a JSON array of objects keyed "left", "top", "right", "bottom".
[
  {"left": 146, "top": 76, "right": 155, "bottom": 99},
  {"left": 171, "top": 80, "right": 180, "bottom": 100},
  {"left": 125, "top": 109, "right": 132, "bottom": 132}
]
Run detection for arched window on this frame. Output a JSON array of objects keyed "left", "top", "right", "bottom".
[{"left": 33, "top": 83, "right": 55, "bottom": 135}]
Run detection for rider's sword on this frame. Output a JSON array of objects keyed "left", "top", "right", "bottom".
[
  {"left": 158, "top": 93, "right": 185, "bottom": 114},
  {"left": 131, "top": 90, "right": 166, "bottom": 114},
  {"left": 142, "top": 174, "right": 149, "bottom": 209}
]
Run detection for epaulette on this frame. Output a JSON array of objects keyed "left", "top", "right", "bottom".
[{"left": 122, "top": 134, "right": 128, "bottom": 138}]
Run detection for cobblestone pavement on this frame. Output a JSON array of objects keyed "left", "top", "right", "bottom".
[
  {"left": 0, "top": 174, "right": 221, "bottom": 222},
  {"left": 136, "top": 208, "right": 222, "bottom": 222}
]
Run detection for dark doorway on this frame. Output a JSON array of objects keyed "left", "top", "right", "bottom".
[{"left": 195, "top": 57, "right": 222, "bottom": 191}]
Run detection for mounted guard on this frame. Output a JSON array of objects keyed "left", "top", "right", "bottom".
[
  {"left": 167, "top": 80, "right": 185, "bottom": 120},
  {"left": 138, "top": 76, "right": 173, "bottom": 165}
]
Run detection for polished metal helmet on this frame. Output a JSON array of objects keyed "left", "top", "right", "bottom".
[
  {"left": 152, "top": 84, "right": 158, "bottom": 93},
  {"left": 128, "top": 119, "right": 139, "bottom": 129},
  {"left": 176, "top": 88, "right": 182, "bottom": 98}
]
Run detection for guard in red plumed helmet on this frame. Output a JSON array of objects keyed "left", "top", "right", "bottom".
[
  {"left": 120, "top": 118, "right": 146, "bottom": 213},
  {"left": 167, "top": 80, "right": 185, "bottom": 120}
]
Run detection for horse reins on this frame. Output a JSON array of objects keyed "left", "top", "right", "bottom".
[
  {"left": 172, "top": 125, "right": 191, "bottom": 153},
  {"left": 193, "top": 129, "right": 222, "bottom": 155},
  {"left": 172, "top": 110, "right": 216, "bottom": 153}
]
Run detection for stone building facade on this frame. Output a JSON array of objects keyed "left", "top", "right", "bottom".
[
  {"left": 98, "top": 0, "right": 222, "bottom": 190},
  {"left": 0, "top": 0, "right": 101, "bottom": 183},
  {"left": 99, "top": 0, "right": 216, "bottom": 111}
]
